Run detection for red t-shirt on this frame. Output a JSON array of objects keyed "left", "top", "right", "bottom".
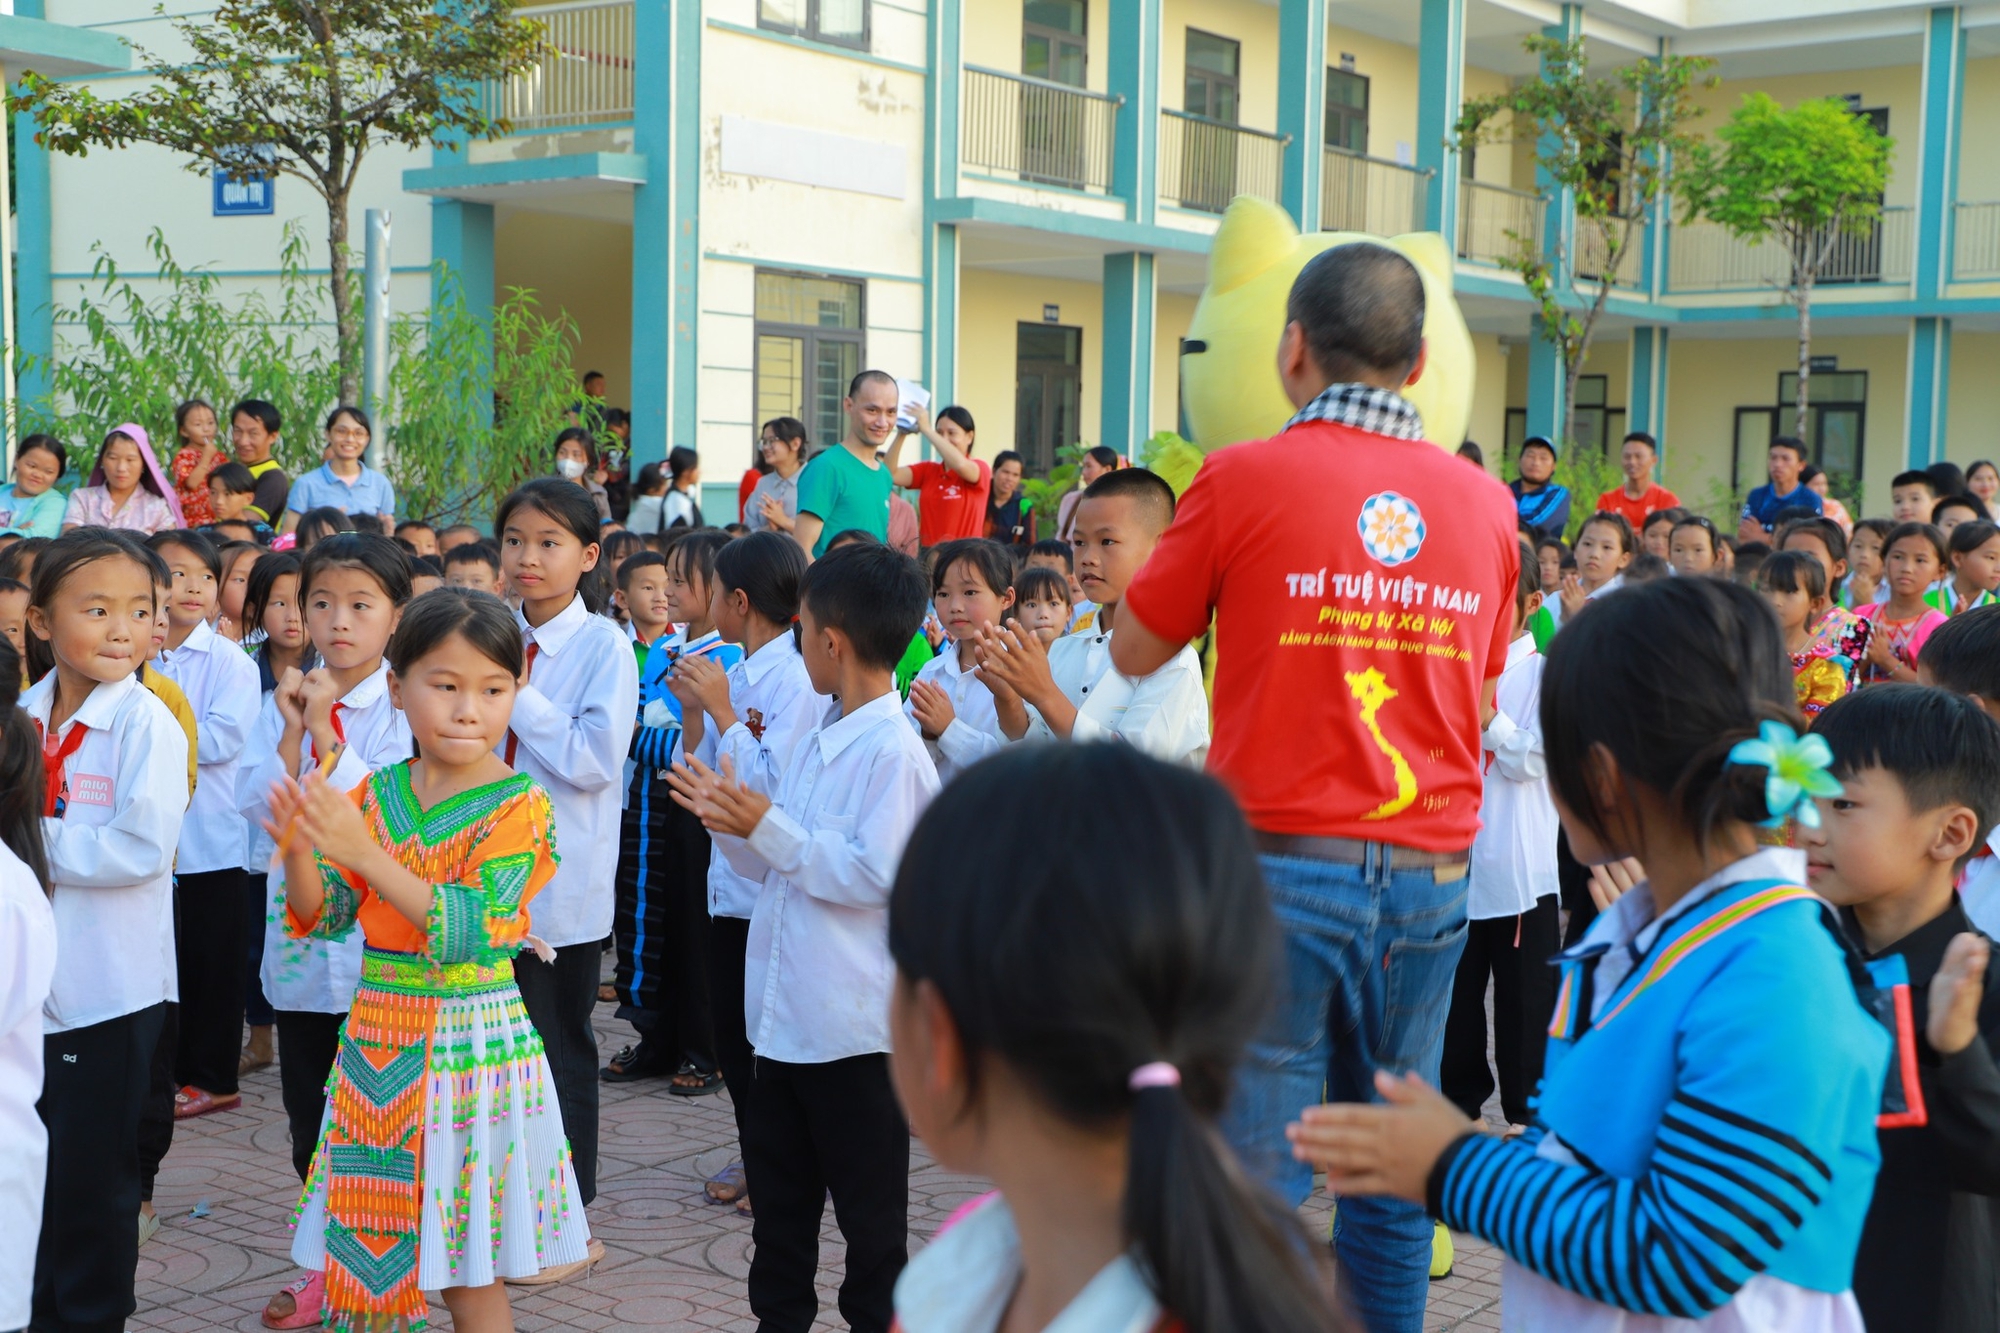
[
  {"left": 1124, "top": 421, "right": 1519, "bottom": 850},
  {"left": 1595, "top": 483, "right": 1680, "bottom": 529},
  {"left": 908, "top": 458, "right": 991, "bottom": 546},
  {"left": 737, "top": 468, "right": 761, "bottom": 523}
]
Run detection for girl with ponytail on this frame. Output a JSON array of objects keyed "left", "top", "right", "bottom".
[{"left": 886, "top": 744, "right": 1343, "bottom": 1333}]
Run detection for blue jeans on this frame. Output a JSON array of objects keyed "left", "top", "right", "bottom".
[{"left": 1224, "top": 845, "right": 1469, "bottom": 1333}]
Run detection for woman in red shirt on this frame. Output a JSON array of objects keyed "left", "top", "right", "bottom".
[{"left": 887, "top": 405, "right": 989, "bottom": 548}]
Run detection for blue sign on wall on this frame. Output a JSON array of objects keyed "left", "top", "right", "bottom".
[{"left": 213, "top": 170, "right": 274, "bottom": 216}]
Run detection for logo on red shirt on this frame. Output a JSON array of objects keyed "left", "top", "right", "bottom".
[{"left": 1357, "top": 492, "right": 1426, "bottom": 567}]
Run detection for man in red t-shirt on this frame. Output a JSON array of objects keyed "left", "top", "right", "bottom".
[
  {"left": 887, "top": 405, "right": 989, "bottom": 547},
  {"left": 1595, "top": 430, "right": 1680, "bottom": 529},
  {"left": 1114, "top": 243, "right": 1518, "bottom": 1330}
]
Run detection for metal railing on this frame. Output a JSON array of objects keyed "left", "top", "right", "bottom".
[
  {"left": 1667, "top": 208, "right": 1913, "bottom": 291},
  {"left": 1457, "top": 180, "right": 1542, "bottom": 265},
  {"left": 1953, "top": 201, "right": 2000, "bottom": 280},
  {"left": 1157, "top": 110, "right": 1287, "bottom": 214},
  {"left": 1320, "top": 148, "right": 1430, "bottom": 235},
  {"left": 482, "top": 0, "right": 635, "bottom": 132},
  {"left": 960, "top": 66, "right": 1121, "bottom": 195},
  {"left": 1573, "top": 219, "right": 1645, "bottom": 286}
]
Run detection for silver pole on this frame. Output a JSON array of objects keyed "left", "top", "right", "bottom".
[{"left": 362, "top": 209, "right": 391, "bottom": 470}]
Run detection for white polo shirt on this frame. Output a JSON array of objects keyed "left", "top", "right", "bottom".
[{"left": 155, "top": 617, "right": 261, "bottom": 873}]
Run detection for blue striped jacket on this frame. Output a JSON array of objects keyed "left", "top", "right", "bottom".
[{"left": 1429, "top": 864, "right": 1889, "bottom": 1318}]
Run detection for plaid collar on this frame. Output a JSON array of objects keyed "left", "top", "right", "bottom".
[{"left": 1284, "top": 383, "right": 1425, "bottom": 441}]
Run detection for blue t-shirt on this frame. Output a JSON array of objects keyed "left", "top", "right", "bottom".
[
  {"left": 630, "top": 628, "right": 746, "bottom": 779},
  {"left": 286, "top": 461, "right": 397, "bottom": 521},
  {"left": 1741, "top": 482, "right": 1823, "bottom": 533}
]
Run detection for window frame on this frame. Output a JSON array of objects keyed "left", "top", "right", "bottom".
[
  {"left": 1324, "top": 66, "right": 1369, "bottom": 154},
  {"left": 1022, "top": 0, "right": 1088, "bottom": 87},
  {"left": 751, "top": 268, "right": 868, "bottom": 453},
  {"left": 758, "top": 0, "right": 871, "bottom": 52},
  {"left": 1183, "top": 27, "right": 1241, "bottom": 125}
]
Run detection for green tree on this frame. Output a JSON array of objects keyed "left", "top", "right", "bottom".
[
  {"left": 1677, "top": 93, "right": 1893, "bottom": 435},
  {"left": 11, "top": 0, "right": 543, "bottom": 403},
  {"left": 1453, "top": 35, "right": 1714, "bottom": 449}
]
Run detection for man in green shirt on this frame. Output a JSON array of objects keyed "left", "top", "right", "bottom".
[{"left": 793, "top": 369, "right": 898, "bottom": 559}]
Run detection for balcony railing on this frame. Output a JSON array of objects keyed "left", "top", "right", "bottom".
[
  {"left": 960, "top": 66, "right": 1121, "bottom": 195},
  {"left": 1157, "top": 110, "right": 1286, "bottom": 214},
  {"left": 482, "top": 0, "right": 635, "bottom": 132},
  {"left": 1574, "top": 219, "right": 1645, "bottom": 286},
  {"left": 1953, "top": 201, "right": 2000, "bottom": 280},
  {"left": 1667, "top": 209, "right": 1913, "bottom": 291},
  {"left": 1320, "top": 148, "right": 1430, "bottom": 236},
  {"left": 1457, "top": 180, "right": 1542, "bottom": 266}
]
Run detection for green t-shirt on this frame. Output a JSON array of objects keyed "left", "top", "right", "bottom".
[
  {"left": 895, "top": 631, "right": 936, "bottom": 699},
  {"left": 796, "top": 444, "right": 892, "bottom": 557}
]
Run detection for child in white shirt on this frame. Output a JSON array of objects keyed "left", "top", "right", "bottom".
[
  {"left": 22, "top": 531, "right": 190, "bottom": 1333},
  {"left": 906, "top": 538, "right": 1014, "bottom": 784},
  {"left": 670, "top": 540, "right": 938, "bottom": 1332},
  {"left": 1916, "top": 605, "right": 2000, "bottom": 933},
  {"left": 1440, "top": 552, "right": 1561, "bottom": 1130},
  {"left": 978, "top": 469, "right": 1208, "bottom": 767}
]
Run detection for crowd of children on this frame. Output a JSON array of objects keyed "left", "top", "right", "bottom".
[{"left": 10, "top": 373, "right": 2000, "bottom": 1333}]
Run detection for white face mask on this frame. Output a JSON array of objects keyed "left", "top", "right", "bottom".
[{"left": 556, "top": 456, "right": 587, "bottom": 480}]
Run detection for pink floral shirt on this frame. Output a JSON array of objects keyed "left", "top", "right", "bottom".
[{"left": 62, "top": 484, "right": 178, "bottom": 534}]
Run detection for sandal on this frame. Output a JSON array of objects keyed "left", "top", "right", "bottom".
[
  {"left": 138, "top": 1207, "right": 161, "bottom": 1248},
  {"left": 704, "top": 1162, "right": 747, "bottom": 1204},
  {"left": 262, "top": 1271, "right": 325, "bottom": 1329},
  {"left": 735, "top": 1193, "right": 753, "bottom": 1217},
  {"left": 668, "top": 1063, "right": 725, "bottom": 1097},
  {"left": 174, "top": 1085, "right": 242, "bottom": 1119},
  {"left": 597, "top": 982, "right": 617, "bottom": 1003},
  {"left": 506, "top": 1236, "right": 605, "bottom": 1287},
  {"left": 239, "top": 1026, "right": 275, "bottom": 1076},
  {"left": 600, "top": 1041, "right": 676, "bottom": 1083}
]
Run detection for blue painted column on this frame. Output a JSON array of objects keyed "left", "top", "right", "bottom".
[
  {"left": 12, "top": 0, "right": 50, "bottom": 410},
  {"left": 1277, "top": 0, "right": 1326, "bottom": 231},
  {"left": 1908, "top": 318, "right": 1950, "bottom": 469},
  {"left": 1628, "top": 327, "right": 1668, "bottom": 458},
  {"left": 1906, "top": 6, "right": 1962, "bottom": 467},
  {"left": 1108, "top": 0, "right": 1162, "bottom": 223},
  {"left": 924, "top": 225, "right": 958, "bottom": 416},
  {"left": 429, "top": 198, "right": 494, "bottom": 327},
  {"left": 1415, "top": 0, "right": 1464, "bottom": 238},
  {"left": 629, "top": 0, "right": 696, "bottom": 468},
  {"left": 1526, "top": 5, "right": 1581, "bottom": 449},
  {"left": 920, "top": 0, "right": 961, "bottom": 423},
  {"left": 1524, "top": 319, "right": 1564, "bottom": 446},
  {"left": 1101, "top": 251, "right": 1156, "bottom": 456}
]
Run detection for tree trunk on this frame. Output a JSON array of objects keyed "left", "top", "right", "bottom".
[
  {"left": 1795, "top": 272, "right": 1813, "bottom": 439},
  {"left": 327, "top": 191, "right": 360, "bottom": 405}
]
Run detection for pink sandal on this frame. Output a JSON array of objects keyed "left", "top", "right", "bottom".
[
  {"left": 174, "top": 1086, "right": 241, "bottom": 1120},
  {"left": 262, "top": 1271, "right": 324, "bottom": 1330}
]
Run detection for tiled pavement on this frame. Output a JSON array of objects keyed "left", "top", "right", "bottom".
[{"left": 133, "top": 992, "right": 1504, "bottom": 1331}]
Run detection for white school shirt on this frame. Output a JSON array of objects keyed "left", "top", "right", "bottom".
[
  {"left": 1468, "top": 636, "right": 1559, "bottom": 921},
  {"left": 903, "top": 643, "right": 1003, "bottom": 785},
  {"left": 24, "top": 673, "right": 189, "bottom": 1033},
  {"left": 240, "top": 661, "right": 412, "bottom": 1014},
  {"left": 1022, "top": 625, "right": 1210, "bottom": 766},
  {"left": 1959, "top": 830, "right": 2000, "bottom": 937},
  {"left": 506, "top": 594, "right": 639, "bottom": 948},
  {"left": 154, "top": 617, "right": 261, "bottom": 873},
  {"left": 0, "top": 841, "right": 55, "bottom": 1332},
  {"left": 714, "top": 690, "right": 939, "bottom": 1063},
  {"left": 1544, "top": 572, "right": 1624, "bottom": 632},
  {"left": 708, "top": 633, "right": 819, "bottom": 920}
]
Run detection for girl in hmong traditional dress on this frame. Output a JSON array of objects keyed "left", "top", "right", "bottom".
[{"left": 262, "top": 588, "right": 589, "bottom": 1332}]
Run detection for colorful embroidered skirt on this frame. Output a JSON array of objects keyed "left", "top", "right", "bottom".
[{"left": 291, "top": 949, "right": 589, "bottom": 1330}]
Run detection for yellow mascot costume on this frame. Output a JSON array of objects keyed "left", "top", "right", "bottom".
[{"left": 1151, "top": 195, "right": 1477, "bottom": 493}]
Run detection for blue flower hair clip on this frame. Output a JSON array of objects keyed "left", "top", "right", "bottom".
[{"left": 1728, "top": 720, "right": 1843, "bottom": 828}]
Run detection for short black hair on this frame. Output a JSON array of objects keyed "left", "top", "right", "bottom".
[
  {"left": 1078, "top": 467, "right": 1176, "bottom": 534},
  {"left": 1893, "top": 469, "right": 1940, "bottom": 496},
  {"left": 825, "top": 528, "right": 882, "bottom": 553},
  {"left": 847, "top": 368, "right": 897, "bottom": 399},
  {"left": 616, "top": 549, "right": 667, "bottom": 590},
  {"left": 1812, "top": 684, "right": 2000, "bottom": 859},
  {"left": 1285, "top": 242, "right": 1425, "bottom": 382},
  {"left": 207, "top": 460, "right": 257, "bottom": 496},
  {"left": 1577, "top": 510, "right": 1635, "bottom": 555},
  {"left": 1928, "top": 461, "right": 1970, "bottom": 498},
  {"left": 1027, "top": 538, "right": 1074, "bottom": 573},
  {"left": 1885, "top": 521, "right": 1948, "bottom": 566},
  {"left": 438, "top": 523, "right": 483, "bottom": 545},
  {"left": 669, "top": 529, "right": 732, "bottom": 594},
  {"left": 1016, "top": 564, "right": 1072, "bottom": 610},
  {"left": 930, "top": 537, "right": 1016, "bottom": 597},
  {"left": 300, "top": 532, "right": 414, "bottom": 606},
  {"left": 0, "top": 577, "right": 25, "bottom": 598},
  {"left": 1852, "top": 516, "right": 1894, "bottom": 546},
  {"left": 147, "top": 528, "right": 222, "bottom": 581},
  {"left": 1776, "top": 516, "right": 1848, "bottom": 569},
  {"left": 442, "top": 540, "right": 501, "bottom": 574},
  {"left": 713, "top": 530, "right": 807, "bottom": 625},
  {"left": 409, "top": 554, "right": 444, "bottom": 579},
  {"left": 1769, "top": 435, "right": 1808, "bottom": 463},
  {"left": 802, "top": 541, "right": 927, "bottom": 672},
  {"left": 1641, "top": 507, "right": 1687, "bottom": 535},
  {"left": 1515, "top": 539, "right": 1539, "bottom": 609},
  {"left": 1623, "top": 431, "right": 1657, "bottom": 451},
  {"left": 1933, "top": 494, "right": 1984, "bottom": 526},
  {"left": 1670, "top": 515, "right": 1719, "bottom": 556},
  {"left": 1949, "top": 518, "right": 2000, "bottom": 560},
  {"left": 387, "top": 586, "right": 523, "bottom": 678},
  {"left": 395, "top": 519, "right": 435, "bottom": 539},
  {"left": 1625, "top": 553, "right": 1669, "bottom": 584},
  {"left": 1757, "top": 549, "right": 1827, "bottom": 601},
  {"left": 1920, "top": 604, "right": 2000, "bottom": 701},
  {"left": 231, "top": 399, "right": 282, "bottom": 434}
]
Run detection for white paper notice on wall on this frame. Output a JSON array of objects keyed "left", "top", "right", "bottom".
[{"left": 719, "top": 115, "right": 907, "bottom": 200}]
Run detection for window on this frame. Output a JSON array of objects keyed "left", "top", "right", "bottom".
[
  {"left": 1324, "top": 68, "right": 1368, "bottom": 154},
  {"left": 1023, "top": 0, "right": 1086, "bottom": 87},
  {"left": 754, "top": 271, "right": 865, "bottom": 452},
  {"left": 1016, "top": 323, "right": 1083, "bottom": 477},
  {"left": 759, "top": 0, "right": 867, "bottom": 49},
  {"left": 1184, "top": 29, "right": 1239, "bottom": 124}
]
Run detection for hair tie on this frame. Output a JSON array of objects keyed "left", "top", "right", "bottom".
[
  {"left": 1129, "top": 1062, "right": 1181, "bottom": 1092},
  {"left": 1727, "top": 720, "right": 1842, "bottom": 828}
]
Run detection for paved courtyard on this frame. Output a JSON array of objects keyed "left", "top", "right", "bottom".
[{"left": 132, "top": 990, "right": 1504, "bottom": 1331}]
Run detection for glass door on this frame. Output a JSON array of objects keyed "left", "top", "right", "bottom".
[{"left": 1015, "top": 323, "right": 1083, "bottom": 476}]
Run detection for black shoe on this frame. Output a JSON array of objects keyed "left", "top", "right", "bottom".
[
  {"left": 601, "top": 1041, "right": 677, "bottom": 1082},
  {"left": 667, "top": 1062, "right": 727, "bottom": 1097}
]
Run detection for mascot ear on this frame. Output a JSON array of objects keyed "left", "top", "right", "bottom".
[
  {"left": 1390, "top": 231, "right": 1458, "bottom": 293},
  {"left": 1209, "top": 196, "right": 1299, "bottom": 297}
]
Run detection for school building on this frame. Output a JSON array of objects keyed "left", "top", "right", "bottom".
[{"left": 13, "top": 0, "right": 2000, "bottom": 517}]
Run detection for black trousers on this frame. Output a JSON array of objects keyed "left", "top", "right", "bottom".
[
  {"left": 243, "top": 871, "right": 274, "bottom": 1029},
  {"left": 516, "top": 940, "right": 602, "bottom": 1205},
  {"left": 613, "top": 781, "right": 716, "bottom": 1072},
  {"left": 33, "top": 1003, "right": 165, "bottom": 1333},
  {"left": 174, "top": 868, "right": 248, "bottom": 1095},
  {"left": 708, "top": 914, "right": 755, "bottom": 1140},
  {"left": 273, "top": 1009, "right": 346, "bottom": 1182},
  {"left": 740, "top": 1053, "right": 908, "bottom": 1333},
  {"left": 1440, "top": 894, "right": 1561, "bottom": 1126},
  {"left": 1557, "top": 828, "right": 1598, "bottom": 950},
  {"left": 136, "top": 1002, "right": 177, "bottom": 1202}
]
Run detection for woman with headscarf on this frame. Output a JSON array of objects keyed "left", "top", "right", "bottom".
[{"left": 61, "top": 423, "right": 183, "bottom": 534}]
